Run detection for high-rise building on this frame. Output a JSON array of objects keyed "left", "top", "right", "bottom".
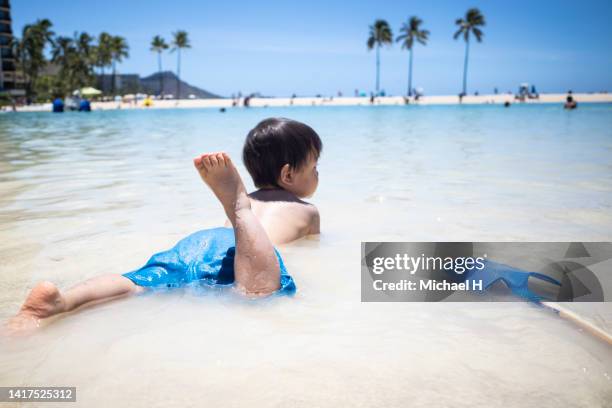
[{"left": 0, "top": 0, "right": 23, "bottom": 96}]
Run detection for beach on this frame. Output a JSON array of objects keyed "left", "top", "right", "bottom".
[
  {"left": 1, "top": 104, "right": 611, "bottom": 407},
  {"left": 12, "top": 92, "right": 612, "bottom": 112},
  {"left": 4, "top": 0, "right": 612, "bottom": 405}
]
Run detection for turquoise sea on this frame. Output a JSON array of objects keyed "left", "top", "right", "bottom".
[{"left": 1, "top": 104, "right": 611, "bottom": 407}]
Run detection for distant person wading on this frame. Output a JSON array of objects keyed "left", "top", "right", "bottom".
[{"left": 564, "top": 95, "right": 577, "bottom": 110}]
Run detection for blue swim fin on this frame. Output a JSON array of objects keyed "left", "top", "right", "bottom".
[{"left": 458, "top": 260, "right": 561, "bottom": 302}]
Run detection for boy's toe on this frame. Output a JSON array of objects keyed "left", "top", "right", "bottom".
[
  {"left": 216, "top": 153, "right": 226, "bottom": 166},
  {"left": 203, "top": 155, "right": 212, "bottom": 168},
  {"left": 209, "top": 154, "right": 219, "bottom": 166}
]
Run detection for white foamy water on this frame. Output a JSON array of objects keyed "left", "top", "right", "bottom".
[{"left": 1, "top": 105, "right": 611, "bottom": 407}]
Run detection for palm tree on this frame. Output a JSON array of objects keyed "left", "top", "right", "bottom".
[
  {"left": 396, "top": 16, "right": 429, "bottom": 97},
  {"left": 15, "top": 19, "right": 54, "bottom": 99},
  {"left": 150, "top": 35, "right": 169, "bottom": 97},
  {"left": 51, "top": 35, "right": 76, "bottom": 95},
  {"left": 76, "top": 32, "right": 95, "bottom": 64},
  {"left": 367, "top": 20, "right": 393, "bottom": 95},
  {"left": 96, "top": 32, "right": 113, "bottom": 80},
  {"left": 110, "top": 36, "right": 129, "bottom": 95},
  {"left": 64, "top": 32, "right": 95, "bottom": 93},
  {"left": 454, "top": 8, "right": 485, "bottom": 95},
  {"left": 75, "top": 32, "right": 96, "bottom": 89},
  {"left": 171, "top": 30, "right": 191, "bottom": 99}
]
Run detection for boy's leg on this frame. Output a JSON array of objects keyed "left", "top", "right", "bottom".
[
  {"left": 59, "top": 274, "right": 144, "bottom": 312},
  {"left": 194, "top": 152, "right": 280, "bottom": 296},
  {"left": 7, "top": 274, "right": 142, "bottom": 330}
]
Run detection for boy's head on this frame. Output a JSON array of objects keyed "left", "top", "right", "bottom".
[{"left": 243, "top": 118, "right": 322, "bottom": 198}]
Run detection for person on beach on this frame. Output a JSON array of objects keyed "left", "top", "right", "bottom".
[{"left": 6, "top": 118, "right": 322, "bottom": 333}]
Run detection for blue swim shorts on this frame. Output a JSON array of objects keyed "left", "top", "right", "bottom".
[{"left": 122, "top": 227, "right": 296, "bottom": 295}]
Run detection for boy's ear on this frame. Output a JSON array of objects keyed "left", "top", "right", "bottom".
[{"left": 279, "top": 163, "right": 293, "bottom": 185}]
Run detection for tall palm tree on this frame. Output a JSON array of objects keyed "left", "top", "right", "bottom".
[
  {"left": 366, "top": 20, "right": 392, "bottom": 95},
  {"left": 76, "top": 32, "right": 95, "bottom": 64},
  {"left": 51, "top": 35, "right": 76, "bottom": 95},
  {"left": 16, "top": 18, "right": 54, "bottom": 99},
  {"left": 110, "top": 36, "right": 129, "bottom": 95},
  {"left": 96, "top": 32, "right": 113, "bottom": 78},
  {"left": 396, "top": 16, "right": 429, "bottom": 97},
  {"left": 454, "top": 8, "right": 485, "bottom": 95},
  {"left": 150, "top": 35, "right": 169, "bottom": 97},
  {"left": 72, "top": 32, "right": 95, "bottom": 91},
  {"left": 171, "top": 30, "right": 191, "bottom": 99}
]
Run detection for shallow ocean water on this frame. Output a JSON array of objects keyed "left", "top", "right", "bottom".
[{"left": 0, "top": 104, "right": 611, "bottom": 407}]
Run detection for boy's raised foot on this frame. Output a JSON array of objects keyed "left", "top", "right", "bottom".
[{"left": 193, "top": 152, "right": 251, "bottom": 223}]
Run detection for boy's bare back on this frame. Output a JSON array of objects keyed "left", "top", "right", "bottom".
[
  {"left": 222, "top": 189, "right": 319, "bottom": 245},
  {"left": 248, "top": 191, "right": 320, "bottom": 245}
]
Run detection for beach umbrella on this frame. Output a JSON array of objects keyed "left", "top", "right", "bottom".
[{"left": 73, "top": 87, "right": 102, "bottom": 96}]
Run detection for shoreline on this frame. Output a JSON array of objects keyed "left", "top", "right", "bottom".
[{"left": 12, "top": 92, "right": 612, "bottom": 112}]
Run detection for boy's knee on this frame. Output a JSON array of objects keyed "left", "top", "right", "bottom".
[
  {"left": 243, "top": 284, "right": 280, "bottom": 298},
  {"left": 236, "top": 274, "right": 281, "bottom": 297}
]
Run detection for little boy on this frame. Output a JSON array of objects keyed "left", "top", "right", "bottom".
[{"left": 7, "top": 117, "right": 322, "bottom": 332}]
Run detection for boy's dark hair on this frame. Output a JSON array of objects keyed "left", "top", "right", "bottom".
[{"left": 243, "top": 117, "right": 322, "bottom": 188}]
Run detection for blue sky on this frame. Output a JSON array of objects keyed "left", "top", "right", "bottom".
[{"left": 12, "top": 0, "right": 612, "bottom": 97}]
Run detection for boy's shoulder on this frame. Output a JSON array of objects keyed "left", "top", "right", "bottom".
[
  {"left": 305, "top": 203, "right": 320, "bottom": 234},
  {"left": 289, "top": 200, "right": 319, "bottom": 234},
  {"left": 288, "top": 197, "right": 318, "bottom": 213},
  {"left": 279, "top": 200, "right": 319, "bottom": 235}
]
